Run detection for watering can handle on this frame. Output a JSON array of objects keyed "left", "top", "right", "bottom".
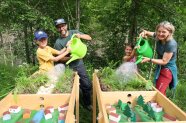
[
  {"left": 71, "top": 33, "right": 82, "bottom": 41},
  {"left": 136, "top": 36, "right": 142, "bottom": 46},
  {"left": 135, "top": 36, "right": 142, "bottom": 54},
  {"left": 70, "top": 34, "right": 77, "bottom": 41}
]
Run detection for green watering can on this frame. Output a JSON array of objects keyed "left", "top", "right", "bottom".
[
  {"left": 135, "top": 37, "right": 153, "bottom": 64},
  {"left": 66, "top": 34, "right": 87, "bottom": 64}
]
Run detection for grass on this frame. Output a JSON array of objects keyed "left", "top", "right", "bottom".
[
  {"left": 0, "top": 64, "right": 19, "bottom": 99},
  {"left": 14, "top": 66, "right": 74, "bottom": 94},
  {"left": 14, "top": 74, "right": 48, "bottom": 94},
  {"left": 13, "top": 64, "right": 48, "bottom": 94},
  {"left": 167, "top": 82, "right": 186, "bottom": 112}
]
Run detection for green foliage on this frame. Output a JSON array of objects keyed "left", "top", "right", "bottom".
[
  {"left": 84, "top": 62, "right": 94, "bottom": 80},
  {"left": 145, "top": 80, "right": 153, "bottom": 91},
  {"left": 53, "top": 67, "right": 74, "bottom": 93},
  {"left": 99, "top": 67, "right": 115, "bottom": 79},
  {"left": 177, "top": 40, "right": 186, "bottom": 75},
  {"left": 0, "top": 1, "right": 57, "bottom": 30},
  {"left": 0, "top": 0, "right": 186, "bottom": 122},
  {"left": 167, "top": 82, "right": 186, "bottom": 112},
  {"left": 0, "top": 64, "right": 18, "bottom": 99},
  {"left": 14, "top": 74, "right": 48, "bottom": 94},
  {"left": 16, "top": 63, "right": 38, "bottom": 77},
  {"left": 98, "top": 61, "right": 118, "bottom": 78},
  {"left": 82, "top": 0, "right": 186, "bottom": 70},
  {"left": 14, "top": 63, "right": 48, "bottom": 94}
]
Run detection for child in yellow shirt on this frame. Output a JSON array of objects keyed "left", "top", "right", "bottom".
[{"left": 34, "top": 30, "right": 70, "bottom": 74}]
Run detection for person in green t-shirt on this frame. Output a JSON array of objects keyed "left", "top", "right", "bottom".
[{"left": 54, "top": 18, "right": 92, "bottom": 111}]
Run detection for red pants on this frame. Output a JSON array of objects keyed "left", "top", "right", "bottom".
[{"left": 156, "top": 68, "right": 172, "bottom": 96}]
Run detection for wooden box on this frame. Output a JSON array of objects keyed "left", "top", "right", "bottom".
[
  {"left": 93, "top": 71, "right": 186, "bottom": 123},
  {"left": 0, "top": 73, "right": 79, "bottom": 123}
]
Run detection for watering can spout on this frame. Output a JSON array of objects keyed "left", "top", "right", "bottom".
[
  {"left": 66, "top": 55, "right": 79, "bottom": 65},
  {"left": 135, "top": 55, "right": 143, "bottom": 64}
]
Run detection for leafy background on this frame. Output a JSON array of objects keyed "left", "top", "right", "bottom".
[{"left": 0, "top": 0, "right": 186, "bottom": 122}]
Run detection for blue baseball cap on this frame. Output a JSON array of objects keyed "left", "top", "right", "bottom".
[
  {"left": 34, "top": 31, "right": 48, "bottom": 41},
  {"left": 54, "top": 18, "right": 66, "bottom": 26}
]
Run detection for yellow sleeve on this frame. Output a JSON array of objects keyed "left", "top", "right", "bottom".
[
  {"left": 47, "top": 46, "right": 59, "bottom": 55},
  {"left": 37, "top": 47, "right": 53, "bottom": 61}
]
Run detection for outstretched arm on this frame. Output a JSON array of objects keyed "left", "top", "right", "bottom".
[
  {"left": 75, "top": 33, "right": 92, "bottom": 40},
  {"left": 51, "top": 47, "right": 71, "bottom": 62},
  {"left": 139, "top": 30, "right": 155, "bottom": 38},
  {"left": 141, "top": 52, "right": 173, "bottom": 65}
]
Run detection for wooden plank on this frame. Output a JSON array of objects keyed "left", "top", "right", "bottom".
[
  {"left": 65, "top": 72, "right": 79, "bottom": 123},
  {"left": 0, "top": 93, "right": 12, "bottom": 116},
  {"left": 94, "top": 70, "right": 109, "bottom": 123},
  {"left": 93, "top": 70, "right": 98, "bottom": 123},
  {"left": 14, "top": 94, "right": 70, "bottom": 108},
  {"left": 75, "top": 72, "right": 80, "bottom": 123}
]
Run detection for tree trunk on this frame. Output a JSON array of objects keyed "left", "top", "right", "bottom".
[
  {"left": 128, "top": 0, "right": 140, "bottom": 44},
  {"left": 30, "top": 25, "right": 36, "bottom": 65},
  {"left": 23, "top": 25, "right": 30, "bottom": 63},
  {"left": 76, "top": 0, "right": 80, "bottom": 30},
  {"left": 9, "top": 42, "right": 14, "bottom": 66},
  {"left": 68, "top": 16, "right": 71, "bottom": 29},
  {"left": 0, "top": 32, "right": 3, "bottom": 47}
]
